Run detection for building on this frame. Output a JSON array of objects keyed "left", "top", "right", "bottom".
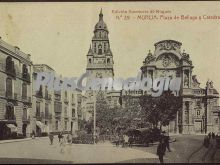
[
  {"left": 83, "top": 10, "right": 121, "bottom": 120},
  {"left": 140, "top": 40, "right": 220, "bottom": 134},
  {"left": 86, "top": 9, "right": 114, "bottom": 83},
  {"left": 32, "top": 64, "right": 81, "bottom": 136},
  {"left": 0, "top": 37, "right": 33, "bottom": 139}
]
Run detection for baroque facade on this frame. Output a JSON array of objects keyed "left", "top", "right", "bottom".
[{"left": 140, "top": 40, "right": 220, "bottom": 134}]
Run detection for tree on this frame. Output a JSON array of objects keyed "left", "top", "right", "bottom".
[
  {"left": 140, "top": 90, "right": 182, "bottom": 130},
  {"left": 95, "top": 91, "right": 119, "bottom": 134}
]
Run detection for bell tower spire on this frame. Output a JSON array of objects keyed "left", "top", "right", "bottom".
[
  {"left": 86, "top": 10, "right": 114, "bottom": 83},
  {"left": 99, "top": 8, "right": 103, "bottom": 21}
]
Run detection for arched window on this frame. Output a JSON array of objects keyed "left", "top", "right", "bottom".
[
  {"left": 98, "top": 44, "right": 102, "bottom": 55},
  {"left": 23, "top": 108, "right": 27, "bottom": 119},
  {"left": 107, "top": 58, "right": 110, "bottom": 64},
  {"left": 6, "top": 56, "right": 12, "bottom": 70},
  {"left": 6, "top": 56, "right": 15, "bottom": 76},
  {"left": 22, "top": 83, "right": 27, "bottom": 99},
  {"left": 6, "top": 77, "right": 13, "bottom": 98},
  {"left": 89, "top": 58, "right": 92, "bottom": 64},
  {"left": 5, "top": 103, "right": 15, "bottom": 120}
]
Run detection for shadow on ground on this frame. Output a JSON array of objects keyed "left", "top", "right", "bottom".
[{"left": 0, "top": 158, "right": 73, "bottom": 164}]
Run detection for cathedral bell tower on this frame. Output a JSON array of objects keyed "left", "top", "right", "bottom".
[{"left": 86, "top": 9, "right": 114, "bottom": 84}]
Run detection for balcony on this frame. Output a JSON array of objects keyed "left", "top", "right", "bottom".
[
  {"left": 4, "top": 114, "right": 16, "bottom": 121},
  {"left": 22, "top": 72, "right": 30, "bottom": 82},
  {"left": 54, "top": 95, "right": 61, "bottom": 101},
  {"left": 6, "top": 67, "right": 16, "bottom": 78},
  {"left": 45, "top": 113, "right": 52, "bottom": 120},
  {"left": 22, "top": 115, "right": 30, "bottom": 123},
  {"left": 22, "top": 95, "right": 31, "bottom": 103},
  {"left": 36, "top": 112, "right": 44, "bottom": 121},
  {"left": 5, "top": 92, "right": 18, "bottom": 100}
]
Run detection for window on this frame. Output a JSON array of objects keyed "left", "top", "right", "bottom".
[
  {"left": 197, "top": 110, "right": 200, "bottom": 116},
  {"left": 23, "top": 108, "right": 27, "bottom": 119},
  {"left": 45, "top": 86, "right": 48, "bottom": 98},
  {"left": 64, "top": 107, "right": 67, "bottom": 117},
  {"left": 22, "top": 64, "right": 28, "bottom": 79},
  {"left": 5, "top": 104, "right": 15, "bottom": 120},
  {"left": 22, "top": 83, "right": 27, "bottom": 99},
  {"left": 36, "top": 102, "right": 40, "bottom": 117},
  {"left": 36, "top": 85, "right": 43, "bottom": 97},
  {"left": 6, "top": 56, "right": 15, "bottom": 76},
  {"left": 72, "top": 109, "right": 75, "bottom": 117},
  {"left": 64, "top": 121, "right": 67, "bottom": 130},
  {"left": 55, "top": 121, "right": 59, "bottom": 130},
  {"left": 98, "top": 44, "right": 102, "bottom": 55},
  {"left": 89, "top": 58, "right": 91, "bottom": 64},
  {"left": 6, "top": 77, "right": 13, "bottom": 98},
  {"left": 45, "top": 103, "right": 49, "bottom": 118}
]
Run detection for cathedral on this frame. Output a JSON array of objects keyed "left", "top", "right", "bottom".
[
  {"left": 141, "top": 40, "right": 220, "bottom": 134},
  {"left": 83, "top": 10, "right": 220, "bottom": 134}
]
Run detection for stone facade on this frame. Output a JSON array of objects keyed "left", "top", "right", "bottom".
[
  {"left": 140, "top": 40, "right": 220, "bottom": 134},
  {"left": 33, "top": 64, "right": 81, "bottom": 135},
  {"left": 83, "top": 10, "right": 120, "bottom": 121},
  {"left": 0, "top": 37, "right": 33, "bottom": 139}
]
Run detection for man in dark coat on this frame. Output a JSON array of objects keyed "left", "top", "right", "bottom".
[{"left": 157, "top": 138, "right": 166, "bottom": 163}]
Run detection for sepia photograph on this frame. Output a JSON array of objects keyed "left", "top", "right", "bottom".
[{"left": 0, "top": 1, "right": 220, "bottom": 164}]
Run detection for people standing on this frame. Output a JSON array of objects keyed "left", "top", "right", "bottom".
[
  {"left": 60, "top": 135, "right": 66, "bottom": 153},
  {"left": 58, "top": 132, "right": 63, "bottom": 143},
  {"left": 203, "top": 135, "right": 210, "bottom": 148},
  {"left": 49, "top": 133, "right": 54, "bottom": 145},
  {"left": 208, "top": 132, "right": 211, "bottom": 139},
  {"left": 115, "top": 134, "right": 120, "bottom": 147},
  {"left": 157, "top": 138, "right": 166, "bottom": 163},
  {"left": 212, "top": 132, "right": 215, "bottom": 139},
  {"left": 164, "top": 134, "right": 171, "bottom": 152}
]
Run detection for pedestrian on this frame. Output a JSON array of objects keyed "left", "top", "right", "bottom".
[
  {"left": 67, "top": 133, "right": 72, "bottom": 144},
  {"left": 124, "top": 134, "right": 129, "bottom": 147},
  {"left": 115, "top": 134, "right": 120, "bottom": 147},
  {"left": 128, "top": 136, "right": 134, "bottom": 148},
  {"left": 164, "top": 135, "right": 171, "bottom": 152},
  {"left": 66, "top": 133, "right": 72, "bottom": 154},
  {"left": 31, "top": 130, "right": 35, "bottom": 139},
  {"left": 208, "top": 132, "right": 211, "bottom": 139},
  {"left": 58, "top": 132, "right": 63, "bottom": 143},
  {"left": 203, "top": 135, "right": 210, "bottom": 148},
  {"left": 212, "top": 132, "right": 215, "bottom": 139},
  {"left": 49, "top": 133, "right": 54, "bottom": 145},
  {"left": 157, "top": 138, "right": 166, "bottom": 163},
  {"left": 60, "top": 136, "right": 66, "bottom": 153}
]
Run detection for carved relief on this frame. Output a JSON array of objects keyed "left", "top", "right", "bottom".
[{"left": 157, "top": 41, "right": 180, "bottom": 51}]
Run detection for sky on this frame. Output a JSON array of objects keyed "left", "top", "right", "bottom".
[{"left": 0, "top": 2, "right": 220, "bottom": 90}]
